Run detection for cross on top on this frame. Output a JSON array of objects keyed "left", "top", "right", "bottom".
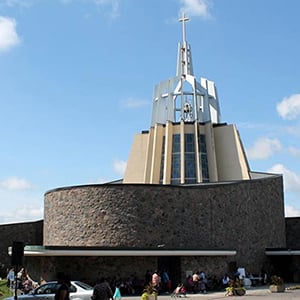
[{"left": 179, "top": 12, "right": 189, "bottom": 42}]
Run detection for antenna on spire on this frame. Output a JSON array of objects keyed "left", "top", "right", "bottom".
[{"left": 179, "top": 12, "right": 189, "bottom": 43}]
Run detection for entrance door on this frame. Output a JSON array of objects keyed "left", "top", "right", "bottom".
[{"left": 158, "top": 256, "right": 181, "bottom": 290}]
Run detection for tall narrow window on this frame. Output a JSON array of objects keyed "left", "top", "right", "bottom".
[
  {"left": 199, "top": 134, "right": 209, "bottom": 182},
  {"left": 184, "top": 133, "right": 196, "bottom": 184},
  {"left": 171, "top": 134, "right": 181, "bottom": 184},
  {"left": 159, "top": 136, "right": 165, "bottom": 184}
]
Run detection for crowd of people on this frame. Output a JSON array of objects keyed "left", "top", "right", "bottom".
[
  {"left": 6, "top": 267, "right": 270, "bottom": 299},
  {"left": 100, "top": 268, "right": 267, "bottom": 298},
  {"left": 6, "top": 267, "right": 39, "bottom": 293}
]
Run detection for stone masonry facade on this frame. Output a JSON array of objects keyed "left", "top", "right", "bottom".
[
  {"left": 42, "top": 175, "right": 286, "bottom": 277},
  {"left": 0, "top": 175, "right": 291, "bottom": 284}
]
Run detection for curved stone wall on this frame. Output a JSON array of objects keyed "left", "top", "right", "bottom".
[{"left": 44, "top": 175, "right": 286, "bottom": 267}]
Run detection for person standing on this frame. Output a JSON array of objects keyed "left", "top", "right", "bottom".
[
  {"left": 113, "top": 284, "right": 122, "bottom": 300},
  {"left": 6, "top": 268, "right": 14, "bottom": 288},
  {"left": 222, "top": 273, "right": 230, "bottom": 289},
  {"left": 192, "top": 271, "right": 200, "bottom": 293},
  {"left": 162, "top": 270, "right": 170, "bottom": 293},
  {"left": 93, "top": 277, "right": 113, "bottom": 300},
  {"left": 151, "top": 271, "right": 160, "bottom": 292},
  {"left": 55, "top": 272, "right": 71, "bottom": 300}
]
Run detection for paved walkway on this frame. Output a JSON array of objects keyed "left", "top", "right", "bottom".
[{"left": 122, "top": 285, "right": 300, "bottom": 300}]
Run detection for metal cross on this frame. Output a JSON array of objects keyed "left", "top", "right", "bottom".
[{"left": 179, "top": 12, "right": 189, "bottom": 43}]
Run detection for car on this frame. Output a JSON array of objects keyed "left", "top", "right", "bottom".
[{"left": 5, "top": 281, "right": 94, "bottom": 300}]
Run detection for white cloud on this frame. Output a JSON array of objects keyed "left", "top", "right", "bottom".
[
  {"left": 121, "top": 97, "right": 149, "bottom": 109},
  {"left": 61, "top": 0, "right": 120, "bottom": 18},
  {"left": 267, "top": 164, "right": 300, "bottom": 194},
  {"left": 281, "top": 124, "right": 300, "bottom": 138},
  {"left": 179, "top": 0, "right": 212, "bottom": 19},
  {"left": 285, "top": 205, "right": 300, "bottom": 218},
  {"left": 0, "top": 0, "right": 33, "bottom": 7},
  {"left": 0, "top": 203, "right": 43, "bottom": 224},
  {"left": 95, "top": 0, "right": 120, "bottom": 18},
  {"left": 0, "top": 177, "right": 32, "bottom": 190},
  {"left": 113, "top": 159, "right": 126, "bottom": 176},
  {"left": 247, "top": 137, "right": 282, "bottom": 160},
  {"left": 14, "top": 203, "right": 43, "bottom": 219},
  {"left": 0, "top": 16, "right": 20, "bottom": 52},
  {"left": 277, "top": 94, "right": 300, "bottom": 120}
]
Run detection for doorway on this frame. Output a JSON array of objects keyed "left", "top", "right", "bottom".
[{"left": 158, "top": 256, "right": 181, "bottom": 290}]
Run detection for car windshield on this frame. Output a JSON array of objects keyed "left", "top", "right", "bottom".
[
  {"left": 73, "top": 281, "right": 93, "bottom": 290},
  {"left": 35, "top": 282, "right": 58, "bottom": 294}
]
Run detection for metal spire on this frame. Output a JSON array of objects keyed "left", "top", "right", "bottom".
[
  {"left": 151, "top": 12, "right": 221, "bottom": 127},
  {"left": 177, "top": 12, "right": 193, "bottom": 77}
]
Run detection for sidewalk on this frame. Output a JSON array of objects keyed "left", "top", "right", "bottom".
[{"left": 122, "top": 285, "right": 300, "bottom": 300}]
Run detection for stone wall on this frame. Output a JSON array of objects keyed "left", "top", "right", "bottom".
[
  {"left": 180, "top": 256, "right": 229, "bottom": 280},
  {"left": 285, "top": 217, "right": 300, "bottom": 249},
  {"left": 25, "top": 255, "right": 231, "bottom": 289},
  {"left": 44, "top": 175, "right": 286, "bottom": 276},
  {"left": 0, "top": 220, "right": 43, "bottom": 276},
  {"left": 26, "top": 256, "right": 157, "bottom": 287},
  {"left": 0, "top": 175, "right": 287, "bottom": 284}
]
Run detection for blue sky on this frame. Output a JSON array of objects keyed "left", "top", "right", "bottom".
[{"left": 1, "top": 0, "right": 300, "bottom": 224}]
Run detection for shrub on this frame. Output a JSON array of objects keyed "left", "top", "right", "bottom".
[{"left": 0, "top": 280, "right": 13, "bottom": 300}]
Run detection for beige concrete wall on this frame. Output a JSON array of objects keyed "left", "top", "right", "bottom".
[
  {"left": 123, "top": 133, "right": 149, "bottom": 183},
  {"left": 144, "top": 128, "right": 154, "bottom": 183},
  {"left": 204, "top": 123, "right": 219, "bottom": 181},
  {"left": 163, "top": 122, "right": 173, "bottom": 184},
  {"left": 149, "top": 124, "right": 164, "bottom": 183},
  {"left": 214, "top": 124, "right": 250, "bottom": 181},
  {"left": 124, "top": 122, "right": 250, "bottom": 184}
]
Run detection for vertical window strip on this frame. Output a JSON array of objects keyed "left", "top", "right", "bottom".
[
  {"left": 159, "top": 136, "right": 165, "bottom": 184},
  {"left": 184, "top": 133, "right": 196, "bottom": 184},
  {"left": 171, "top": 134, "right": 181, "bottom": 185},
  {"left": 199, "top": 134, "right": 209, "bottom": 182}
]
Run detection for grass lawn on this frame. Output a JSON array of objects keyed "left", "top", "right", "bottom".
[{"left": 0, "top": 280, "right": 13, "bottom": 300}]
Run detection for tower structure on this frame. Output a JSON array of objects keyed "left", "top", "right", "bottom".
[{"left": 124, "top": 14, "right": 250, "bottom": 184}]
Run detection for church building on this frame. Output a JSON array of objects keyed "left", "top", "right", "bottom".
[{"left": 4, "top": 14, "right": 297, "bottom": 287}]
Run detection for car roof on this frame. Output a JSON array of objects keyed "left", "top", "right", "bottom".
[{"left": 40, "top": 281, "right": 93, "bottom": 290}]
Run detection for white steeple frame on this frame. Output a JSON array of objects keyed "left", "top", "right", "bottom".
[{"left": 151, "top": 13, "right": 221, "bottom": 126}]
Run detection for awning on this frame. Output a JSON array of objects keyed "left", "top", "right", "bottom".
[
  {"left": 265, "top": 249, "right": 300, "bottom": 256},
  {"left": 9, "top": 246, "right": 237, "bottom": 257}
]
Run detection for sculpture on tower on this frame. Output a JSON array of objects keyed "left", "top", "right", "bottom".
[{"left": 151, "top": 13, "right": 221, "bottom": 126}]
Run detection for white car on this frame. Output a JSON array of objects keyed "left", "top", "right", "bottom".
[{"left": 6, "top": 281, "right": 94, "bottom": 300}]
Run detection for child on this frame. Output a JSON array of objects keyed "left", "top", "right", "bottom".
[{"left": 113, "top": 285, "right": 122, "bottom": 300}]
